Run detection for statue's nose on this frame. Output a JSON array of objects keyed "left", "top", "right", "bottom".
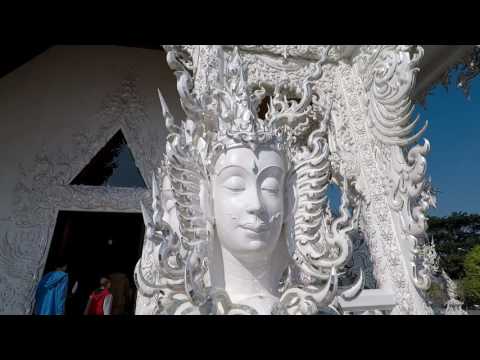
[{"left": 246, "top": 189, "right": 262, "bottom": 214}]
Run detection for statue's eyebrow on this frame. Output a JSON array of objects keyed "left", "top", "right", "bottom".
[
  {"left": 257, "top": 166, "right": 285, "bottom": 178},
  {"left": 215, "top": 165, "right": 249, "bottom": 177},
  {"left": 215, "top": 165, "right": 285, "bottom": 178}
]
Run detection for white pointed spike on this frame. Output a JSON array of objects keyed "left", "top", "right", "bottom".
[
  {"left": 315, "top": 267, "right": 338, "bottom": 307},
  {"left": 157, "top": 88, "right": 175, "bottom": 130},
  {"left": 152, "top": 172, "right": 159, "bottom": 200},
  {"left": 232, "top": 46, "right": 239, "bottom": 57},
  {"left": 140, "top": 200, "right": 152, "bottom": 227},
  {"left": 214, "top": 46, "right": 225, "bottom": 86},
  {"left": 340, "top": 269, "right": 364, "bottom": 301}
]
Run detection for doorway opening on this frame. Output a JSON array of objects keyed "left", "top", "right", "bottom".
[{"left": 42, "top": 210, "right": 145, "bottom": 315}]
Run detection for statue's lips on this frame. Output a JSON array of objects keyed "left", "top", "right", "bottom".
[{"left": 238, "top": 223, "right": 270, "bottom": 233}]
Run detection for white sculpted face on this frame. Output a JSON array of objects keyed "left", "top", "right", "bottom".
[{"left": 213, "top": 146, "right": 286, "bottom": 260}]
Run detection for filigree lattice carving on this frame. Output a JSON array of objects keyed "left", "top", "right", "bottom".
[
  {"left": 352, "top": 46, "right": 436, "bottom": 311},
  {"left": 337, "top": 62, "right": 420, "bottom": 314},
  {"left": 177, "top": 45, "right": 350, "bottom": 62}
]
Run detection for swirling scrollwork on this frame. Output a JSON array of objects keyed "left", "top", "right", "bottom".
[
  {"left": 366, "top": 45, "right": 427, "bottom": 147},
  {"left": 363, "top": 45, "right": 437, "bottom": 293}
]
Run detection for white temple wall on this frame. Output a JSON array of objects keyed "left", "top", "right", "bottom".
[
  {"left": 0, "top": 45, "right": 183, "bottom": 220},
  {"left": 0, "top": 45, "right": 183, "bottom": 314}
]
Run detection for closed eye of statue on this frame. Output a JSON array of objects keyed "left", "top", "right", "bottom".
[
  {"left": 260, "top": 177, "right": 280, "bottom": 194},
  {"left": 223, "top": 176, "right": 246, "bottom": 192}
]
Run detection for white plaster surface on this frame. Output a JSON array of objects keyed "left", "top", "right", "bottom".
[{"left": 0, "top": 45, "right": 184, "bottom": 314}]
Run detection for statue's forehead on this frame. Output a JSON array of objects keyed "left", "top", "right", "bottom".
[{"left": 215, "top": 146, "right": 285, "bottom": 173}]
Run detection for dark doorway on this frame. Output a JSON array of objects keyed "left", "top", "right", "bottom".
[{"left": 43, "top": 210, "right": 145, "bottom": 315}]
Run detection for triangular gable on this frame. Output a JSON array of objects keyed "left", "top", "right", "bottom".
[{"left": 70, "top": 130, "right": 146, "bottom": 188}]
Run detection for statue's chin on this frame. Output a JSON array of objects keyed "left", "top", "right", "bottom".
[
  {"left": 226, "top": 240, "right": 276, "bottom": 259},
  {"left": 245, "top": 239, "right": 269, "bottom": 250},
  {"left": 220, "top": 228, "right": 281, "bottom": 256}
]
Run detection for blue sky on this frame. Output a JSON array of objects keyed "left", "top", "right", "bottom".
[{"left": 416, "top": 70, "right": 480, "bottom": 217}]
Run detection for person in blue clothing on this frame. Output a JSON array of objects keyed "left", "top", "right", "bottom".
[{"left": 33, "top": 262, "right": 70, "bottom": 315}]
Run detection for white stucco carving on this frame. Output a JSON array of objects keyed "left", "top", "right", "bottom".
[
  {"left": 441, "top": 270, "right": 468, "bottom": 315},
  {"left": 1, "top": 44, "right": 458, "bottom": 315},
  {"left": 135, "top": 45, "right": 441, "bottom": 315},
  {"left": 135, "top": 46, "right": 366, "bottom": 315},
  {"left": 0, "top": 75, "right": 157, "bottom": 314},
  {"left": 354, "top": 46, "right": 438, "bottom": 312}
]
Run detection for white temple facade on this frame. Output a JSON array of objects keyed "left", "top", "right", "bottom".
[
  {"left": 0, "top": 46, "right": 181, "bottom": 314},
  {"left": 0, "top": 45, "right": 477, "bottom": 315}
]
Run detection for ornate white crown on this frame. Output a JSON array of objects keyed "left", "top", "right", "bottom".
[{"left": 159, "top": 46, "right": 324, "bottom": 164}]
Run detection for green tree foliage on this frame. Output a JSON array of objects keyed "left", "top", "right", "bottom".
[
  {"left": 462, "top": 245, "right": 480, "bottom": 305},
  {"left": 426, "top": 281, "right": 448, "bottom": 306},
  {"left": 428, "top": 212, "right": 480, "bottom": 279}
]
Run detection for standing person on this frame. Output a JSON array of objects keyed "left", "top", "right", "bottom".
[
  {"left": 65, "top": 276, "right": 82, "bottom": 315},
  {"left": 108, "top": 272, "right": 133, "bottom": 315},
  {"left": 84, "top": 277, "right": 113, "bottom": 315},
  {"left": 34, "top": 263, "right": 69, "bottom": 315}
]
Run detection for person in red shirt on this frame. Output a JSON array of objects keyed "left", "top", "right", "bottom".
[{"left": 84, "top": 277, "right": 113, "bottom": 315}]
